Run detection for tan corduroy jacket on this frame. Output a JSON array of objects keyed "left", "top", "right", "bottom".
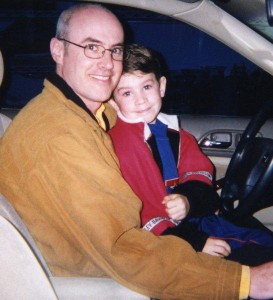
[{"left": 0, "top": 78, "right": 242, "bottom": 299}]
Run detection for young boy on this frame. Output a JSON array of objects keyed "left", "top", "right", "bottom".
[{"left": 109, "top": 43, "right": 273, "bottom": 264}]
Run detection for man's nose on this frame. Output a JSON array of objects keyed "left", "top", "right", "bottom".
[{"left": 98, "top": 50, "right": 114, "bottom": 69}]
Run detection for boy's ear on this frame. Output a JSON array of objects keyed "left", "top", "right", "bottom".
[
  {"left": 50, "top": 37, "right": 64, "bottom": 64},
  {"left": 159, "top": 76, "right": 167, "bottom": 98}
]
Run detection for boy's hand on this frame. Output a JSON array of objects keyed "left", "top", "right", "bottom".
[
  {"left": 202, "top": 238, "right": 231, "bottom": 257},
  {"left": 162, "top": 194, "right": 190, "bottom": 221}
]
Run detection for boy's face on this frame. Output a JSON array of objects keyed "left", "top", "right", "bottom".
[{"left": 113, "top": 71, "right": 166, "bottom": 123}]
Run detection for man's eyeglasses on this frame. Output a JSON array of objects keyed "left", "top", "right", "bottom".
[{"left": 58, "top": 38, "right": 124, "bottom": 61}]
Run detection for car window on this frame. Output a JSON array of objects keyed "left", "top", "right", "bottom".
[{"left": 0, "top": 2, "right": 272, "bottom": 116}]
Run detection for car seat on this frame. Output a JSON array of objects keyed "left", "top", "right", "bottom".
[
  {"left": 0, "top": 193, "right": 150, "bottom": 299},
  {"left": 0, "top": 49, "right": 12, "bottom": 136}
]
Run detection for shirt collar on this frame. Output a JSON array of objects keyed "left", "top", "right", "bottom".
[
  {"left": 95, "top": 104, "right": 107, "bottom": 130},
  {"left": 117, "top": 111, "right": 179, "bottom": 140}
]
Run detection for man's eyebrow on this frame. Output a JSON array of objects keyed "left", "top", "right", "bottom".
[{"left": 81, "top": 37, "right": 124, "bottom": 47}]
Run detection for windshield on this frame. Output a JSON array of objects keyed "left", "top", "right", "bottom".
[{"left": 0, "top": 1, "right": 273, "bottom": 117}]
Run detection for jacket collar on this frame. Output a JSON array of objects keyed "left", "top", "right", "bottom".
[{"left": 46, "top": 73, "right": 98, "bottom": 123}]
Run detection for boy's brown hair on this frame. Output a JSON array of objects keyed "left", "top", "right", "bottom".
[{"left": 123, "top": 43, "right": 163, "bottom": 80}]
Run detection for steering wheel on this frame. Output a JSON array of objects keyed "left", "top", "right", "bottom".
[{"left": 220, "top": 101, "right": 273, "bottom": 219}]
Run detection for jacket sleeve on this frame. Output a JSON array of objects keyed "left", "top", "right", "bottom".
[
  {"left": 162, "top": 219, "right": 209, "bottom": 251},
  {"left": 178, "top": 129, "right": 214, "bottom": 186},
  {"left": 172, "top": 180, "right": 220, "bottom": 218}
]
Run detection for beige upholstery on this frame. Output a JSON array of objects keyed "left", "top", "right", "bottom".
[
  {"left": 0, "top": 193, "right": 150, "bottom": 299},
  {"left": 0, "top": 49, "right": 12, "bottom": 136},
  {"left": 0, "top": 215, "right": 58, "bottom": 300},
  {"left": 52, "top": 277, "right": 150, "bottom": 299},
  {"left": 0, "top": 113, "right": 12, "bottom": 136},
  {"left": 0, "top": 193, "right": 51, "bottom": 275}
]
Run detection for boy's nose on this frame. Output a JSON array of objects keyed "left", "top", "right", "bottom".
[{"left": 136, "top": 93, "right": 148, "bottom": 105}]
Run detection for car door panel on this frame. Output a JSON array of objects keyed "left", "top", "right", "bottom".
[
  {"left": 179, "top": 114, "right": 273, "bottom": 229},
  {"left": 179, "top": 115, "right": 249, "bottom": 178}
]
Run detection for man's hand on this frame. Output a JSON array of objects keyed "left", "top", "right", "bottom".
[
  {"left": 250, "top": 261, "right": 273, "bottom": 299},
  {"left": 162, "top": 194, "right": 190, "bottom": 221},
  {"left": 202, "top": 238, "right": 231, "bottom": 257}
]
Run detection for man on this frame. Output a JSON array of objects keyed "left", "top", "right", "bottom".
[{"left": 0, "top": 3, "right": 272, "bottom": 299}]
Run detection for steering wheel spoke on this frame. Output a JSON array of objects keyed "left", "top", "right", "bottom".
[{"left": 220, "top": 101, "right": 273, "bottom": 219}]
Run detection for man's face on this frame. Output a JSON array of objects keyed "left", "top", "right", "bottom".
[
  {"left": 114, "top": 71, "right": 166, "bottom": 124},
  {"left": 52, "top": 7, "right": 124, "bottom": 113}
]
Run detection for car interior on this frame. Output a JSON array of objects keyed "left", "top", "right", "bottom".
[{"left": 1, "top": 0, "right": 273, "bottom": 298}]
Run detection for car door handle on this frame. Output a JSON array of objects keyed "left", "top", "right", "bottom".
[
  {"left": 199, "top": 130, "right": 262, "bottom": 151},
  {"left": 199, "top": 131, "right": 233, "bottom": 149},
  {"left": 201, "top": 139, "right": 231, "bottom": 149}
]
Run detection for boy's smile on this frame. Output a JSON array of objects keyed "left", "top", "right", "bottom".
[{"left": 114, "top": 71, "right": 166, "bottom": 124}]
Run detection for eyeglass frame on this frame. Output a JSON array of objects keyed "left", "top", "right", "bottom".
[{"left": 58, "top": 38, "right": 125, "bottom": 61}]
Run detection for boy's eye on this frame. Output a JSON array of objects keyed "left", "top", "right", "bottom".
[
  {"left": 144, "top": 85, "right": 152, "bottom": 90},
  {"left": 123, "top": 91, "right": 131, "bottom": 97}
]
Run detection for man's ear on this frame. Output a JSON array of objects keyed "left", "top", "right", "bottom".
[
  {"left": 159, "top": 76, "right": 167, "bottom": 98},
  {"left": 50, "top": 37, "right": 64, "bottom": 64}
]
